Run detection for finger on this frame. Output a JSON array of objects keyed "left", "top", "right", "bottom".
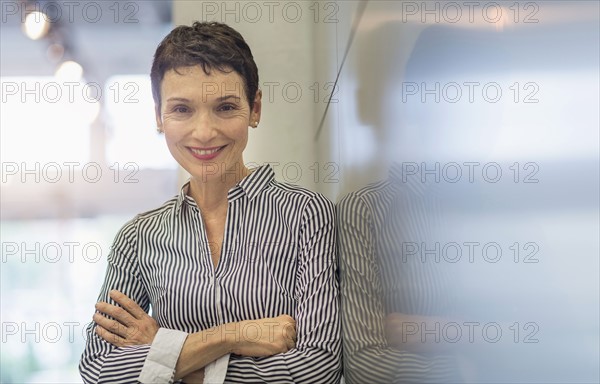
[
  {"left": 93, "top": 312, "right": 130, "bottom": 338},
  {"left": 96, "top": 301, "right": 135, "bottom": 326},
  {"left": 285, "top": 336, "right": 296, "bottom": 351},
  {"left": 109, "top": 290, "right": 146, "bottom": 320},
  {"left": 96, "top": 325, "right": 126, "bottom": 347},
  {"left": 284, "top": 322, "right": 297, "bottom": 341},
  {"left": 283, "top": 324, "right": 296, "bottom": 351},
  {"left": 282, "top": 322, "right": 296, "bottom": 341}
]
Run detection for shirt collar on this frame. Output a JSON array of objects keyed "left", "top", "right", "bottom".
[
  {"left": 174, "top": 164, "right": 275, "bottom": 214},
  {"left": 229, "top": 164, "right": 275, "bottom": 202}
]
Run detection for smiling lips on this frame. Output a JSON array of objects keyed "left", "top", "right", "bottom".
[{"left": 188, "top": 145, "right": 226, "bottom": 160}]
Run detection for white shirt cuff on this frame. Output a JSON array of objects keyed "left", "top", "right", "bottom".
[
  {"left": 203, "top": 354, "right": 230, "bottom": 384},
  {"left": 139, "top": 327, "right": 188, "bottom": 384}
]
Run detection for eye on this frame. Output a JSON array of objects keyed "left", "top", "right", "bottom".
[
  {"left": 173, "top": 105, "right": 190, "bottom": 114},
  {"left": 218, "top": 103, "right": 238, "bottom": 112}
]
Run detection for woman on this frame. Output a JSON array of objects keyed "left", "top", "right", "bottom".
[{"left": 79, "top": 21, "right": 341, "bottom": 384}]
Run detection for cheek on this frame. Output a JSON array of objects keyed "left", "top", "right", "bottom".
[
  {"left": 226, "top": 123, "right": 249, "bottom": 144},
  {"left": 162, "top": 122, "right": 185, "bottom": 139},
  {"left": 162, "top": 131, "right": 184, "bottom": 152},
  {"left": 163, "top": 132, "right": 176, "bottom": 146},
  {"left": 234, "top": 130, "right": 249, "bottom": 147}
]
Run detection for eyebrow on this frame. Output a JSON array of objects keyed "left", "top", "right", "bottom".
[
  {"left": 165, "top": 95, "right": 242, "bottom": 103},
  {"left": 216, "top": 95, "right": 241, "bottom": 102},
  {"left": 165, "top": 97, "right": 190, "bottom": 103}
]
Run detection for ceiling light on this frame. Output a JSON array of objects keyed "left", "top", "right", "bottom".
[
  {"left": 55, "top": 60, "right": 84, "bottom": 82},
  {"left": 22, "top": 11, "right": 50, "bottom": 40}
]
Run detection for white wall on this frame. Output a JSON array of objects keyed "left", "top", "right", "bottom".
[{"left": 173, "top": 0, "right": 338, "bottom": 199}]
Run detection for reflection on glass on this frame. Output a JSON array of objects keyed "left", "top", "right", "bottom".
[
  {"left": 338, "top": 166, "right": 468, "bottom": 383},
  {"left": 337, "top": 1, "right": 599, "bottom": 382}
]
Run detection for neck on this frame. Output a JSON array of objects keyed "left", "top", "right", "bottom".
[{"left": 188, "top": 163, "right": 250, "bottom": 213}]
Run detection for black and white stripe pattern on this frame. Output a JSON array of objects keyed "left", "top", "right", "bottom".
[
  {"left": 80, "top": 164, "right": 342, "bottom": 383},
  {"left": 337, "top": 165, "right": 461, "bottom": 383}
]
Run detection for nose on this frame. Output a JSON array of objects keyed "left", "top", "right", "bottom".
[{"left": 191, "top": 111, "right": 218, "bottom": 143}]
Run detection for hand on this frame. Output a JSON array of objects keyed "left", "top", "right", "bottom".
[
  {"left": 93, "top": 289, "right": 159, "bottom": 347},
  {"left": 385, "top": 312, "right": 441, "bottom": 351},
  {"left": 385, "top": 312, "right": 465, "bottom": 353},
  {"left": 228, "top": 314, "right": 297, "bottom": 357},
  {"left": 181, "top": 368, "right": 205, "bottom": 383}
]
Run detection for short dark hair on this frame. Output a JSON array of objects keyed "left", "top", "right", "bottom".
[{"left": 150, "top": 21, "right": 259, "bottom": 111}]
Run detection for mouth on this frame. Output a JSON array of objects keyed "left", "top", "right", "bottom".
[{"left": 188, "top": 145, "right": 226, "bottom": 160}]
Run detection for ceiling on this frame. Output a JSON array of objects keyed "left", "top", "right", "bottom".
[{"left": 1, "top": 0, "right": 173, "bottom": 84}]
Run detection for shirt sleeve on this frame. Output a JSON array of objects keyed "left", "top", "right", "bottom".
[
  {"left": 223, "top": 194, "right": 343, "bottom": 383},
  {"left": 139, "top": 328, "right": 188, "bottom": 383},
  {"left": 79, "top": 217, "right": 183, "bottom": 384},
  {"left": 337, "top": 193, "right": 459, "bottom": 384},
  {"left": 202, "top": 354, "right": 230, "bottom": 384}
]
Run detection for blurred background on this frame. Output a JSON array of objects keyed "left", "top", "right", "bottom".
[{"left": 1, "top": 0, "right": 598, "bottom": 382}]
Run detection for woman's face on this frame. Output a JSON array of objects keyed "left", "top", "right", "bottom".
[{"left": 156, "top": 65, "right": 261, "bottom": 183}]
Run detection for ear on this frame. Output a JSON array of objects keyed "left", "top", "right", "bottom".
[
  {"left": 250, "top": 89, "right": 262, "bottom": 128},
  {"left": 155, "top": 105, "right": 163, "bottom": 133}
]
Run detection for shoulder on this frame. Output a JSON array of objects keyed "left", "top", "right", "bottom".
[
  {"left": 107, "top": 197, "right": 179, "bottom": 263},
  {"left": 135, "top": 195, "right": 179, "bottom": 221},
  {"left": 269, "top": 180, "right": 335, "bottom": 215},
  {"left": 270, "top": 179, "right": 332, "bottom": 201},
  {"left": 114, "top": 196, "right": 179, "bottom": 238},
  {"left": 337, "top": 179, "right": 390, "bottom": 213},
  {"left": 259, "top": 176, "right": 334, "bottom": 209}
]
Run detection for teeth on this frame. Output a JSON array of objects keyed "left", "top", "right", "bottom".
[{"left": 191, "top": 147, "right": 221, "bottom": 155}]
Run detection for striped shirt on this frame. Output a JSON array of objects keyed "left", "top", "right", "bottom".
[
  {"left": 337, "top": 165, "right": 461, "bottom": 383},
  {"left": 79, "top": 164, "right": 342, "bottom": 383}
]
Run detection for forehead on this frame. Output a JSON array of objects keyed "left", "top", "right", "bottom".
[{"left": 161, "top": 65, "right": 246, "bottom": 101}]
